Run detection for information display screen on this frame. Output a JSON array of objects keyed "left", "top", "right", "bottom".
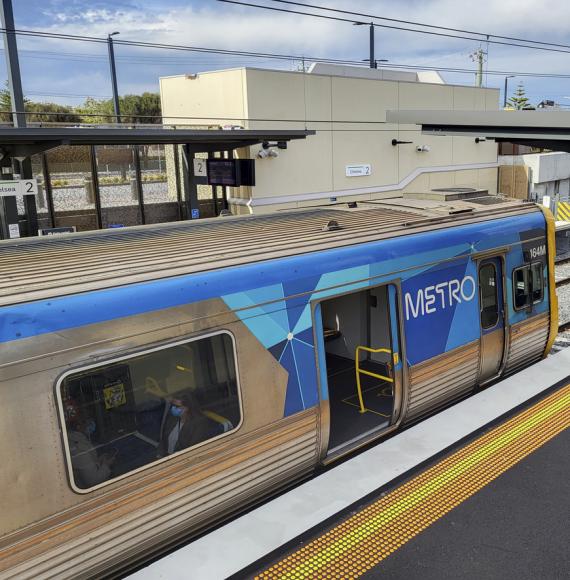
[
  {"left": 206, "top": 159, "right": 255, "bottom": 187},
  {"left": 207, "top": 160, "right": 237, "bottom": 186}
]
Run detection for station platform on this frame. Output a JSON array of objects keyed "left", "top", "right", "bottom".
[{"left": 130, "top": 349, "right": 570, "bottom": 580}]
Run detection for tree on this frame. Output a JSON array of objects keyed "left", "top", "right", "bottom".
[
  {"left": 0, "top": 85, "right": 81, "bottom": 124},
  {"left": 507, "top": 83, "right": 533, "bottom": 110},
  {"left": 0, "top": 84, "right": 30, "bottom": 123},
  {"left": 26, "top": 101, "right": 82, "bottom": 124},
  {"left": 77, "top": 93, "right": 162, "bottom": 124}
]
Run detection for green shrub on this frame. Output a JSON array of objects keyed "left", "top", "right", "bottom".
[
  {"left": 142, "top": 173, "right": 167, "bottom": 182},
  {"left": 99, "top": 176, "right": 129, "bottom": 185},
  {"left": 51, "top": 179, "right": 69, "bottom": 187}
]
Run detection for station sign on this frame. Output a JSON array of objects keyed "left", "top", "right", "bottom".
[
  {"left": 38, "top": 226, "right": 77, "bottom": 236},
  {"left": 0, "top": 179, "right": 38, "bottom": 197},
  {"left": 193, "top": 158, "right": 208, "bottom": 177},
  {"left": 346, "top": 164, "right": 372, "bottom": 177}
]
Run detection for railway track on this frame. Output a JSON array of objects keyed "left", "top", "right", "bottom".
[
  {"left": 558, "top": 321, "right": 570, "bottom": 333},
  {"left": 555, "top": 255, "right": 570, "bottom": 266},
  {"left": 556, "top": 277, "right": 570, "bottom": 289}
]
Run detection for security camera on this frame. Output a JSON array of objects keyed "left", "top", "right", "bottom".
[{"left": 257, "top": 148, "right": 279, "bottom": 159}]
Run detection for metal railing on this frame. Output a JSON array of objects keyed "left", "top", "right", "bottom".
[{"left": 355, "top": 345, "right": 394, "bottom": 414}]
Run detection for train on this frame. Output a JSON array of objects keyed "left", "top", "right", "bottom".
[{"left": 0, "top": 194, "right": 558, "bottom": 578}]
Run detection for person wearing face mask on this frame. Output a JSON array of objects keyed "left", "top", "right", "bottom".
[
  {"left": 158, "top": 392, "right": 224, "bottom": 457},
  {"left": 68, "top": 415, "right": 115, "bottom": 488}
]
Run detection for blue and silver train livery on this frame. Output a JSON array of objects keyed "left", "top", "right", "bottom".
[{"left": 0, "top": 196, "right": 558, "bottom": 578}]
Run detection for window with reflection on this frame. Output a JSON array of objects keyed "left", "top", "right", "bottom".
[
  {"left": 513, "top": 263, "right": 544, "bottom": 311},
  {"left": 480, "top": 263, "right": 499, "bottom": 329},
  {"left": 59, "top": 332, "right": 240, "bottom": 491},
  {"left": 530, "top": 262, "right": 544, "bottom": 304}
]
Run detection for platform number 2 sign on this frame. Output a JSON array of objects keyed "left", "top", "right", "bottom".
[
  {"left": 193, "top": 158, "right": 208, "bottom": 177},
  {"left": 0, "top": 178, "right": 38, "bottom": 197}
]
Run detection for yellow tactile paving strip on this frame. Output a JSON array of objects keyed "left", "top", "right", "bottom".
[{"left": 256, "top": 384, "right": 570, "bottom": 579}]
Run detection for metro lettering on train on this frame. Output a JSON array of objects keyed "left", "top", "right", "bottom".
[{"left": 404, "top": 275, "right": 477, "bottom": 320}]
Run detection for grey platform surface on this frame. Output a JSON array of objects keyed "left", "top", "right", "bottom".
[
  {"left": 130, "top": 348, "right": 570, "bottom": 580},
  {"left": 363, "top": 428, "right": 569, "bottom": 580}
]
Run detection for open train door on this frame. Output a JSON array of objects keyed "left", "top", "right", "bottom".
[{"left": 314, "top": 282, "right": 405, "bottom": 458}]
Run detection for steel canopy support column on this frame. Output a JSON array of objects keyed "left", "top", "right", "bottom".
[
  {"left": 223, "top": 150, "right": 232, "bottom": 211},
  {"left": 0, "top": 157, "right": 19, "bottom": 239},
  {"left": 208, "top": 152, "right": 219, "bottom": 216},
  {"left": 42, "top": 153, "right": 55, "bottom": 228},
  {"left": 1, "top": 0, "right": 38, "bottom": 236},
  {"left": 90, "top": 145, "right": 103, "bottom": 230},
  {"left": 133, "top": 145, "right": 146, "bottom": 225},
  {"left": 0, "top": 0, "right": 25, "bottom": 128},
  {"left": 173, "top": 144, "right": 183, "bottom": 220},
  {"left": 181, "top": 145, "right": 200, "bottom": 220}
]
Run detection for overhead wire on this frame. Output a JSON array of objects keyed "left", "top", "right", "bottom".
[
  {"left": 218, "top": 0, "right": 570, "bottom": 55},
  {"left": 4, "top": 47, "right": 570, "bottom": 81},
  {"left": 0, "top": 11, "right": 566, "bottom": 110},
  {"left": 264, "top": 0, "right": 570, "bottom": 50}
]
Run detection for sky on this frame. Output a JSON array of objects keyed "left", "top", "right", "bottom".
[{"left": 5, "top": 0, "right": 570, "bottom": 109}]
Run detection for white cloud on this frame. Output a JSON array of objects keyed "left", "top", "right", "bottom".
[{"left": 10, "top": 0, "right": 570, "bottom": 106}]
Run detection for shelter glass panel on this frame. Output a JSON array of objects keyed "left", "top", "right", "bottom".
[
  {"left": 139, "top": 144, "right": 179, "bottom": 224},
  {"left": 59, "top": 332, "right": 241, "bottom": 491},
  {"left": 45, "top": 145, "right": 96, "bottom": 232},
  {"left": 95, "top": 145, "right": 141, "bottom": 228}
]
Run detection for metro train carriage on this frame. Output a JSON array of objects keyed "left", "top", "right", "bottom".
[{"left": 0, "top": 195, "right": 558, "bottom": 578}]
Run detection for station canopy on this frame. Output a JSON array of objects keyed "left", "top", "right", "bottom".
[
  {"left": 386, "top": 110, "right": 570, "bottom": 153},
  {"left": 0, "top": 127, "right": 315, "bottom": 159}
]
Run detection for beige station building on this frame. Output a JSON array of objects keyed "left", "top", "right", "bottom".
[{"left": 160, "top": 63, "right": 500, "bottom": 215}]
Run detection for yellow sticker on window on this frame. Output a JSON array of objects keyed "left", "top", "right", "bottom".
[{"left": 103, "top": 382, "right": 126, "bottom": 410}]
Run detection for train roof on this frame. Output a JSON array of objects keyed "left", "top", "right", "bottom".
[{"left": 0, "top": 195, "right": 539, "bottom": 306}]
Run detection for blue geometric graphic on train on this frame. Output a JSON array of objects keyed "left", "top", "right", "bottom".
[{"left": 222, "top": 284, "right": 319, "bottom": 416}]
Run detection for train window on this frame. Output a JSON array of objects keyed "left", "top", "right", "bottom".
[
  {"left": 513, "top": 267, "right": 529, "bottom": 309},
  {"left": 480, "top": 263, "right": 499, "bottom": 329},
  {"left": 531, "top": 263, "right": 544, "bottom": 303},
  {"left": 58, "top": 331, "right": 241, "bottom": 491},
  {"left": 513, "top": 263, "right": 544, "bottom": 310}
]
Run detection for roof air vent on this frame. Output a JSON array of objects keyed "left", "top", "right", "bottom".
[{"left": 322, "top": 219, "right": 341, "bottom": 232}]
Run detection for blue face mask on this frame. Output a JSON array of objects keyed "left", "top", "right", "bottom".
[
  {"left": 170, "top": 405, "right": 184, "bottom": 418},
  {"left": 85, "top": 420, "right": 96, "bottom": 436}
]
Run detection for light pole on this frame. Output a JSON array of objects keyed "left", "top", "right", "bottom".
[
  {"left": 354, "top": 22, "right": 387, "bottom": 69},
  {"left": 368, "top": 22, "right": 375, "bottom": 69},
  {"left": 504, "top": 75, "right": 515, "bottom": 108},
  {"left": 108, "top": 31, "right": 121, "bottom": 123}
]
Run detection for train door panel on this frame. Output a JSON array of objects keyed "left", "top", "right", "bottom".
[
  {"left": 388, "top": 285, "right": 404, "bottom": 422},
  {"left": 316, "top": 282, "right": 403, "bottom": 456},
  {"left": 478, "top": 257, "right": 505, "bottom": 382}
]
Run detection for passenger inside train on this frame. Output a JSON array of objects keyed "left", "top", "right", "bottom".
[
  {"left": 65, "top": 406, "right": 116, "bottom": 488},
  {"left": 60, "top": 332, "right": 241, "bottom": 489},
  {"left": 157, "top": 392, "right": 229, "bottom": 457}
]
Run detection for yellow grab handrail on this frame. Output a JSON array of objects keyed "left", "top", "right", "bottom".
[{"left": 355, "top": 346, "right": 393, "bottom": 414}]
